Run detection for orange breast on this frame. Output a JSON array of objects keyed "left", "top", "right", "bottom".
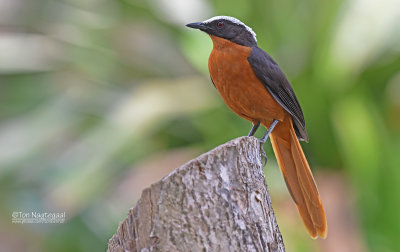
[{"left": 208, "top": 35, "right": 286, "bottom": 126}]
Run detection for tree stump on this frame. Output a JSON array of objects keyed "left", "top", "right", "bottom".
[{"left": 107, "top": 136, "right": 285, "bottom": 252}]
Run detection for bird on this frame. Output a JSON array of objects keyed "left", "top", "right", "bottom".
[{"left": 186, "top": 16, "right": 327, "bottom": 239}]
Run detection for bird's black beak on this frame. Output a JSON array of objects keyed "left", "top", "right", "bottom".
[{"left": 186, "top": 22, "right": 208, "bottom": 31}]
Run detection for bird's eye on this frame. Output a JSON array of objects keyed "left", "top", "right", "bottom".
[{"left": 217, "top": 21, "right": 224, "bottom": 28}]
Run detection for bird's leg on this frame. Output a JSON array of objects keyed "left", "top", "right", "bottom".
[
  {"left": 248, "top": 122, "right": 260, "bottom": 136},
  {"left": 259, "top": 119, "right": 279, "bottom": 166},
  {"left": 260, "top": 119, "right": 279, "bottom": 143}
]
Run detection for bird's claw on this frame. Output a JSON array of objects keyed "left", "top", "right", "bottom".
[{"left": 258, "top": 139, "right": 268, "bottom": 166}]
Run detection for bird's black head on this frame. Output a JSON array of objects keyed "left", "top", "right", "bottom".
[{"left": 186, "top": 16, "right": 257, "bottom": 47}]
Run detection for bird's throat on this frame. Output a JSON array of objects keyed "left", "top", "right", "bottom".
[{"left": 209, "top": 35, "right": 249, "bottom": 50}]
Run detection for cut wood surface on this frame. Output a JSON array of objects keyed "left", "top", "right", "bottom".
[{"left": 107, "top": 136, "right": 285, "bottom": 252}]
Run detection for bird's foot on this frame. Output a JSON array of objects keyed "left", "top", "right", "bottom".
[
  {"left": 257, "top": 119, "right": 279, "bottom": 166},
  {"left": 258, "top": 140, "right": 268, "bottom": 166}
]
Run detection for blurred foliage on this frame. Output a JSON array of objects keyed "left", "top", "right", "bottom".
[{"left": 0, "top": 0, "right": 399, "bottom": 251}]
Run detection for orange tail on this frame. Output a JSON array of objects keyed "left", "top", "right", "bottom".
[{"left": 270, "top": 123, "right": 327, "bottom": 239}]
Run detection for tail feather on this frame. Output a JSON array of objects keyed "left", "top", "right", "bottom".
[{"left": 270, "top": 125, "right": 327, "bottom": 239}]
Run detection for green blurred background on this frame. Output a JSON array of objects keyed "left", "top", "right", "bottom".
[{"left": 0, "top": 0, "right": 399, "bottom": 251}]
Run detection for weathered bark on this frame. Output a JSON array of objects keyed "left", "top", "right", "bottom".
[{"left": 107, "top": 136, "right": 285, "bottom": 252}]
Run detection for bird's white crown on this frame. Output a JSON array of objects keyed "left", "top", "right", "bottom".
[{"left": 202, "top": 16, "right": 257, "bottom": 42}]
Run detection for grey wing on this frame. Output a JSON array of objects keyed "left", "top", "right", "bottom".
[{"left": 247, "top": 46, "right": 308, "bottom": 142}]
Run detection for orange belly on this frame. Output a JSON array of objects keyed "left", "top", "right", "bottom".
[{"left": 208, "top": 35, "right": 286, "bottom": 126}]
